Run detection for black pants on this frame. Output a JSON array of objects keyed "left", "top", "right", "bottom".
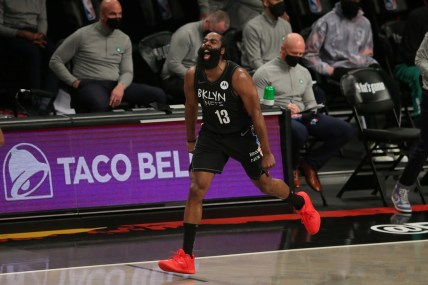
[
  {"left": 73, "top": 79, "right": 167, "bottom": 113},
  {"left": 1, "top": 35, "right": 58, "bottom": 96}
]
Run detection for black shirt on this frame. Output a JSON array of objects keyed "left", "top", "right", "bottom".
[{"left": 194, "top": 61, "right": 252, "bottom": 134}]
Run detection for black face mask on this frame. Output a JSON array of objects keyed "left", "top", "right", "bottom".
[
  {"left": 285, "top": 55, "right": 299, "bottom": 67},
  {"left": 341, "top": 0, "right": 360, "bottom": 19},
  {"left": 197, "top": 47, "right": 222, "bottom": 70},
  {"left": 269, "top": 2, "right": 286, "bottom": 18},
  {"left": 106, "top": 18, "right": 122, "bottom": 30}
]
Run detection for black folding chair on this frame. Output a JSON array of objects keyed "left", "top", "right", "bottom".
[{"left": 337, "top": 67, "right": 424, "bottom": 206}]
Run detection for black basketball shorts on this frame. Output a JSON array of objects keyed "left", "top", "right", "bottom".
[{"left": 191, "top": 125, "right": 265, "bottom": 180}]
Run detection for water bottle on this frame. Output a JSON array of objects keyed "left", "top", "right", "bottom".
[{"left": 263, "top": 83, "right": 275, "bottom": 106}]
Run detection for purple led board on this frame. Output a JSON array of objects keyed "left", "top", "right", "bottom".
[{"left": 0, "top": 115, "right": 283, "bottom": 216}]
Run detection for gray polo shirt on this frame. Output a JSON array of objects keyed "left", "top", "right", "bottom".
[
  {"left": 252, "top": 57, "right": 317, "bottom": 111},
  {"left": 241, "top": 13, "right": 292, "bottom": 72},
  {"left": 161, "top": 20, "right": 204, "bottom": 80},
  {"left": 0, "top": 0, "right": 47, "bottom": 37},
  {"left": 49, "top": 22, "right": 133, "bottom": 87},
  {"left": 416, "top": 32, "right": 428, "bottom": 91}
]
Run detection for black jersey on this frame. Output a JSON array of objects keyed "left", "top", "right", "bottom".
[{"left": 194, "top": 61, "right": 252, "bottom": 134}]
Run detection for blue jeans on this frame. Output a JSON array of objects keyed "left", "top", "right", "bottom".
[
  {"left": 291, "top": 113, "right": 354, "bottom": 170},
  {"left": 399, "top": 89, "right": 428, "bottom": 186}
]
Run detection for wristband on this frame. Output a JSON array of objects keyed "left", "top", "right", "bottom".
[{"left": 187, "top": 139, "right": 197, "bottom": 143}]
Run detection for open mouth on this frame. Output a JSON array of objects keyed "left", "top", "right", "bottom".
[{"left": 203, "top": 50, "right": 211, "bottom": 60}]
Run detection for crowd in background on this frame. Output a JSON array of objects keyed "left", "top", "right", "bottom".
[{"left": 0, "top": 0, "right": 426, "bottom": 117}]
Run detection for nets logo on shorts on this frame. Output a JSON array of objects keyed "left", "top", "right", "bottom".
[
  {"left": 3, "top": 143, "right": 53, "bottom": 201},
  {"left": 308, "top": 0, "right": 322, "bottom": 13}
]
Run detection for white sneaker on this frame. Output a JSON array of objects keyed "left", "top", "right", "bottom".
[{"left": 391, "top": 183, "right": 412, "bottom": 213}]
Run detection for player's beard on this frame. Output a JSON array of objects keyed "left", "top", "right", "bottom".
[{"left": 197, "top": 47, "right": 222, "bottom": 70}]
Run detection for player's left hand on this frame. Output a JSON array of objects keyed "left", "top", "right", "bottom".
[{"left": 262, "top": 153, "right": 276, "bottom": 172}]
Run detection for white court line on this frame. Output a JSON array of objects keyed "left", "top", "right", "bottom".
[{"left": 1, "top": 239, "right": 426, "bottom": 276}]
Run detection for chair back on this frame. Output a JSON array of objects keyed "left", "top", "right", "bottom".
[
  {"left": 286, "top": 0, "right": 333, "bottom": 32},
  {"left": 340, "top": 68, "right": 394, "bottom": 115},
  {"left": 138, "top": 31, "right": 172, "bottom": 75},
  {"left": 223, "top": 29, "right": 243, "bottom": 65}
]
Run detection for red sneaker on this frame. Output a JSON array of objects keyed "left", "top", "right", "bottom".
[
  {"left": 296, "top": 191, "right": 321, "bottom": 235},
  {"left": 158, "top": 249, "right": 195, "bottom": 274}
]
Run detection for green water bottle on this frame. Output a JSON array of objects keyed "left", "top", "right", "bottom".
[{"left": 263, "top": 83, "right": 275, "bottom": 106}]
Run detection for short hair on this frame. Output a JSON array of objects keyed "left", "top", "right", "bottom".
[{"left": 206, "top": 10, "right": 230, "bottom": 29}]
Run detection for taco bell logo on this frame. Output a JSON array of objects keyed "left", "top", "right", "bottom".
[
  {"left": 384, "top": 0, "right": 397, "bottom": 11},
  {"left": 3, "top": 143, "right": 53, "bottom": 201},
  {"left": 308, "top": 0, "right": 322, "bottom": 13}
]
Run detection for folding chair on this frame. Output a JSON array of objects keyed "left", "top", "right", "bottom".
[
  {"left": 337, "top": 68, "right": 423, "bottom": 206},
  {"left": 136, "top": 31, "right": 172, "bottom": 87}
]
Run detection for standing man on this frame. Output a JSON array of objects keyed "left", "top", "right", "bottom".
[
  {"left": 391, "top": 32, "right": 428, "bottom": 213},
  {"left": 49, "top": 0, "right": 167, "bottom": 113},
  {"left": 394, "top": 6, "right": 428, "bottom": 117},
  {"left": 158, "top": 32, "right": 321, "bottom": 275},
  {"left": 0, "top": 0, "right": 59, "bottom": 115},
  {"left": 160, "top": 10, "right": 230, "bottom": 104},
  {"left": 253, "top": 33, "right": 354, "bottom": 192}
]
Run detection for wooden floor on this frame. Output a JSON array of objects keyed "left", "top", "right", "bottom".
[{"left": 1, "top": 239, "right": 427, "bottom": 285}]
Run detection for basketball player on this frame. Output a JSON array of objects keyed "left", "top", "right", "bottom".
[{"left": 158, "top": 32, "right": 321, "bottom": 274}]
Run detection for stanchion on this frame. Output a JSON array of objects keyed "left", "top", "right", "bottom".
[{"left": 279, "top": 108, "right": 294, "bottom": 193}]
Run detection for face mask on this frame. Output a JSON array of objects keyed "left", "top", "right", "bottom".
[
  {"left": 341, "top": 0, "right": 360, "bottom": 19},
  {"left": 197, "top": 47, "right": 222, "bottom": 70},
  {"left": 285, "top": 55, "right": 299, "bottom": 67},
  {"left": 269, "top": 2, "right": 286, "bottom": 18},
  {"left": 106, "top": 17, "right": 122, "bottom": 30}
]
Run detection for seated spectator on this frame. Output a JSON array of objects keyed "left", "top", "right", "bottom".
[
  {"left": 253, "top": 33, "right": 354, "bottom": 192},
  {"left": 302, "top": 0, "right": 402, "bottom": 163},
  {"left": 0, "top": 0, "right": 59, "bottom": 115},
  {"left": 160, "top": 10, "right": 229, "bottom": 105},
  {"left": 198, "top": 0, "right": 289, "bottom": 30},
  {"left": 241, "top": 0, "right": 292, "bottom": 74},
  {"left": 49, "top": 0, "right": 167, "bottom": 113},
  {"left": 303, "top": 0, "right": 378, "bottom": 82},
  {"left": 393, "top": 6, "right": 428, "bottom": 117}
]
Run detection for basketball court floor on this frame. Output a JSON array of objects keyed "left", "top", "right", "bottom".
[{"left": 0, "top": 181, "right": 427, "bottom": 285}]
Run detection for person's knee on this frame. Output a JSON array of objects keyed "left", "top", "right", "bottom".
[
  {"left": 188, "top": 181, "right": 209, "bottom": 201},
  {"left": 155, "top": 88, "right": 168, "bottom": 104}
]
